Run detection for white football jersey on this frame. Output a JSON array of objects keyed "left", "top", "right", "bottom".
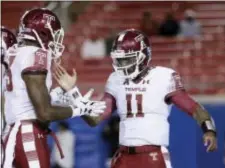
[
  {"left": 1, "top": 39, "right": 8, "bottom": 136},
  {"left": 105, "top": 66, "right": 184, "bottom": 146},
  {"left": 4, "top": 46, "right": 52, "bottom": 124},
  {"left": 0, "top": 65, "right": 3, "bottom": 136}
]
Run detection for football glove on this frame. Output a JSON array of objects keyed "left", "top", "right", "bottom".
[{"left": 68, "top": 88, "right": 106, "bottom": 117}]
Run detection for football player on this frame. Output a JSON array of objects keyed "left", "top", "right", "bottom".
[
  {"left": 2, "top": 8, "right": 106, "bottom": 168},
  {"left": 54, "top": 29, "right": 217, "bottom": 168},
  {"left": 1, "top": 26, "right": 17, "bottom": 165},
  {"left": 1, "top": 26, "right": 17, "bottom": 130}
]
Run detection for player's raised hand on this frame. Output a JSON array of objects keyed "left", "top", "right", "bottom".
[
  {"left": 203, "top": 131, "right": 217, "bottom": 152},
  {"left": 53, "top": 64, "right": 77, "bottom": 91},
  {"left": 79, "top": 88, "right": 106, "bottom": 116}
]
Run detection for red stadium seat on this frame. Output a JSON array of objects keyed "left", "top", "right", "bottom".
[{"left": 3, "top": 1, "right": 224, "bottom": 95}]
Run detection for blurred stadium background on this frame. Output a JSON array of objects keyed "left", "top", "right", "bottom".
[{"left": 2, "top": 1, "right": 225, "bottom": 168}]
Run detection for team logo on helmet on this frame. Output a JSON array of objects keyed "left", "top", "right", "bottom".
[
  {"left": 43, "top": 14, "right": 55, "bottom": 28},
  {"left": 134, "top": 34, "right": 144, "bottom": 42}
]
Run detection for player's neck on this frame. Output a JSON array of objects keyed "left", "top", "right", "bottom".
[{"left": 132, "top": 67, "right": 150, "bottom": 84}]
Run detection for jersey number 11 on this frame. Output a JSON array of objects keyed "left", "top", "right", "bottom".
[{"left": 126, "top": 94, "right": 144, "bottom": 118}]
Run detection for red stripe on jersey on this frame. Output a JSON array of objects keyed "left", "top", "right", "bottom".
[
  {"left": 22, "top": 132, "right": 35, "bottom": 143},
  {"left": 25, "top": 151, "right": 39, "bottom": 161}
]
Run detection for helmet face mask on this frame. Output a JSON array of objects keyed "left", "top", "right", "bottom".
[
  {"left": 48, "top": 27, "right": 65, "bottom": 59},
  {"left": 111, "top": 29, "right": 151, "bottom": 79},
  {"left": 111, "top": 50, "right": 140, "bottom": 79}
]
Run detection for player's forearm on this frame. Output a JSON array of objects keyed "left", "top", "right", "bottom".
[
  {"left": 192, "top": 105, "right": 211, "bottom": 125},
  {"left": 23, "top": 74, "right": 74, "bottom": 122},
  {"left": 170, "top": 91, "right": 216, "bottom": 134},
  {"left": 41, "top": 105, "right": 73, "bottom": 121},
  {"left": 170, "top": 91, "right": 211, "bottom": 124},
  {"left": 192, "top": 105, "right": 216, "bottom": 135},
  {"left": 34, "top": 85, "right": 74, "bottom": 121}
]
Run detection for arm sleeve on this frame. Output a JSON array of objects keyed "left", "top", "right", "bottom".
[
  {"left": 170, "top": 90, "right": 198, "bottom": 116},
  {"left": 164, "top": 71, "right": 185, "bottom": 104},
  {"left": 100, "top": 92, "right": 117, "bottom": 121},
  {"left": 22, "top": 49, "right": 48, "bottom": 75}
]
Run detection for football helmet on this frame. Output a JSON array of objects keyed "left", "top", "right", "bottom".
[
  {"left": 111, "top": 29, "right": 151, "bottom": 79},
  {"left": 1, "top": 26, "right": 17, "bottom": 64},
  {"left": 18, "top": 8, "right": 64, "bottom": 58}
]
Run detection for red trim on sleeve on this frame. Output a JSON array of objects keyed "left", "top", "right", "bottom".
[
  {"left": 165, "top": 89, "right": 185, "bottom": 104},
  {"left": 100, "top": 92, "right": 117, "bottom": 121},
  {"left": 170, "top": 90, "right": 198, "bottom": 116}
]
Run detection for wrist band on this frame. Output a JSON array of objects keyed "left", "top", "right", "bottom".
[
  {"left": 67, "top": 86, "right": 82, "bottom": 100},
  {"left": 201, "top": 118, "right": 216, "bottom": 135}
]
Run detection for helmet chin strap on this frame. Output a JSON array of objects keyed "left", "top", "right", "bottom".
[
  {"left": 128, "top": 66, "right": 140, "bottom": 79},
  {"left": 32, "top": 29, "right": 46, "bottom": 50}
]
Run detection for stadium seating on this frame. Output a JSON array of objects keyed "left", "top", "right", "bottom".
[
  {"left": 1, "top": 2, "right": 44, "bottom": 29},
  {"left": 68, "top": 1, "right": 225, "bottom": 95},
  {"left": 1, "top": 1, "right": 225, "bottom": 95}
]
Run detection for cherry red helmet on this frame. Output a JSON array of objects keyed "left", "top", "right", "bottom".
[
  {"left": 18, "top": 8, "right": 64, "bottom": 58},
  {"left": 111, "top": 29, "right": 151, "bottom": 79},
  {"left": 1, "top": 26, "right": 17, "bottom": 49},
  {"left": 1, "top": 26, "right": 17, "bottom": 64}
]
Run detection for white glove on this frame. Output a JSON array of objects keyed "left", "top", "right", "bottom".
[
  {"left": 66, "top": 86, "right": 83, "bottom": 105},
  {"left": 69, "top": 89, "right": 106, "bottom": 117},
  {"left": 50, "top": 87, "right": 70, "bottom": 106},
  {"left": 50, "top": 86, "right": 84, "bottom": 107}
]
